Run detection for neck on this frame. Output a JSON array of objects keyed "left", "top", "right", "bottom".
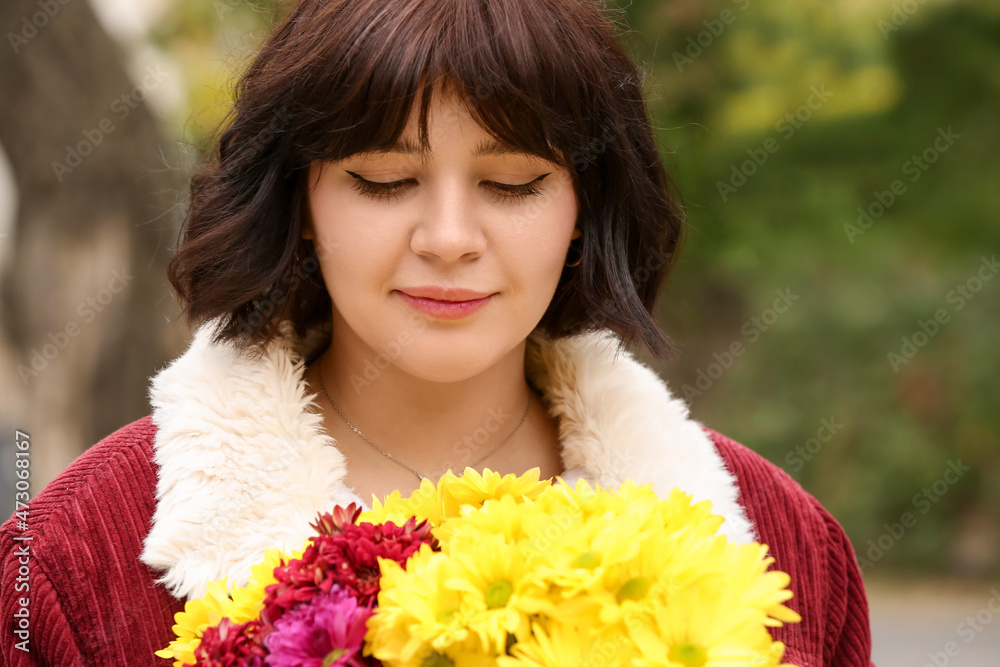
[{"left": 307, "top": 321, "right": 540, "bottom": 478}]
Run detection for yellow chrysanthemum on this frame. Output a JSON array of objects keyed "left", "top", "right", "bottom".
[
  {"left": 228, "top": 543, "right": 307, "bottom": 621},
  {"left": 499, "top": 617, "right": 635, "bottom": 667},
  {"left": 362, "top": 476, "right": 449, "bottom": 527},
  {"left": 722, "top": 543, "right": 802, "bottom": 627},
  {"left": 155, "top": 541, "right": 307, "bottom": 666},
  {"left": 405, "top": 638, "right": 505, "bottom": 667},
  {"left": 362, "top": 467, "right": 552, "bottom": 530},
  {"left": 522, "top": 480, "right": 796, "bottom": 666},
  {"left": 441, "top": 532, "right": 556, "bottom": 653},
  {"left": 154, "top": 578, "right": 239, "bottom": 666},
  {"left": 441, "top": 467, "right": 551, "bottom": 508},
  {"left": 652, "top": 487, "right": 726, "bottom": 541},
  {"left": 367, "top": 533, "right": 556, "bottom": 663},
  {"left": 605, "top": 539, "right": 800, "bottom": 667},
  {"left": 526, "top": 501, "right": 645, "bottom": 601},
  {"left": 543, "top": 476, "right": 659, "bottom": 525},
  {"left": 434, "top": 493, "right": 547, "bottom": 553},
  {"left": 629, "top": 581, "right": 791, "bottom": 667},
  {"left": 365, "top": 545, "right": 473, "bottom": 664}
]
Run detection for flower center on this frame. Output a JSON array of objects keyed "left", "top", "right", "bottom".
[
  {"left": 423, "top": 651, "right": 455, "bottom": 667},
  {"left": 572, "top": 551, "right": 600, "bottom": 569},
  {"left": 485, "top": 579, "right": 514, "bottom": 608},
  {"left": 322, "top": 648, "right": 347, "bottom": 667},
  {"left": 616, "top": 576, "right": 651, "bottom": 602},
  {"left": 668, "top": 642, "right": 708, "bottom": 667}
]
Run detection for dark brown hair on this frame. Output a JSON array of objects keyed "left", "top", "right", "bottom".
[{"left": 168, "top": 0, "right": 686, "bottom": 360}]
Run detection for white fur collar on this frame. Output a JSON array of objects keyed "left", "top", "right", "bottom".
[{"left": 140, "top": 319, "right": 755, "bottom": 601}]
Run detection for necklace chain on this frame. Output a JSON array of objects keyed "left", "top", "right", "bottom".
[{"left": 316, "top": 363, "right": 531, "bottom": 481}]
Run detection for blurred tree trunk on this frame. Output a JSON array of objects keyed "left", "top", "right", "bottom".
[{"left": 0, "top": 0, "right": 187, "bottom": 494}]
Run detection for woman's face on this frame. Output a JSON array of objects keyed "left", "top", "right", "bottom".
[{"left": 304, "top": 91, "right": 579, "bottom": 383}]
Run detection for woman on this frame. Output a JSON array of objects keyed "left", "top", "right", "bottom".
[{"left": 0, "top": 0, "right": 873, "bottom": 664}]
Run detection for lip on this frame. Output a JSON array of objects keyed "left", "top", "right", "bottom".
[
  {"left": 396, "top": 288, "right": 496, "bottom": 320},
  {"left": 399, "top": 286, "right": 493, "bottom": 301}
]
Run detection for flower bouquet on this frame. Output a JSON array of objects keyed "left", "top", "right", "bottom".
[{"left": 157, "top": 468, "right": 801, "bottom": 666}]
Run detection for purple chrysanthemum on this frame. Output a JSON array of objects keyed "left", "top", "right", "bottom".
[{"left": 264, "top": 585, "right": 377, "bottom": 667}]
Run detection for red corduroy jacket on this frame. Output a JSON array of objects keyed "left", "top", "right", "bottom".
[{"left": 1, "top": 416, "right": 872, "bottom": 666}]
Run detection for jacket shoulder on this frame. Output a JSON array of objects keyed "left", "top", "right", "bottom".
[
  {"left": 704, "top": 426, "right": 821, "bottom": 515},
  {"left": 4, "top": 415, "right": 159, "bottom": 529},
  {"left": 0, "top": 416, "right": 184, "bottom": 665},
  {"left": 702, "top": 426, "right": 874, "bottom": 666}
]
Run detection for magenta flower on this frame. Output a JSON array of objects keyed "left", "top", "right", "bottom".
[{"left": 264, "top": 585, "right": 377, "bottom": 667}]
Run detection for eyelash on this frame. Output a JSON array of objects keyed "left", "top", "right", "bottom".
[{"left": 348, "top": 173, "right": 548, "bottom": 204}]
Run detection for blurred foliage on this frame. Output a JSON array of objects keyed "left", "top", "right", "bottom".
[
  {"left": 619, "top": 0, "right": 1000, "bottom": 579},
  {"left": 147, "top": 0, "right": 1000, "bottom": 578},
  {"left": 146, "top": 0, "right": 285, "bottom": 148}
]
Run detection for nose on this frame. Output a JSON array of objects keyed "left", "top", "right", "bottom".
[{"left": 409, "top": 178, "right": 487, "bottom": 263}]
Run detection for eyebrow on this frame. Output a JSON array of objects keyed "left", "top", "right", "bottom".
[{"left": 374, "top": 136, "right": 534, "bottom": 160}]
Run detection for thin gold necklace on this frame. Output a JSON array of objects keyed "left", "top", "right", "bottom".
[{"left": 316, "top": 363, "right": 531, "bottom": 481}]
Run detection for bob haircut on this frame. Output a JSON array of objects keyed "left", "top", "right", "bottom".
[{"left": 167, "top": 0, "right": 686, "bottom": 361}]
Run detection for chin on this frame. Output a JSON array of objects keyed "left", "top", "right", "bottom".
[{"left": 407, "top": 350, "right": 498, "bottom": 382}]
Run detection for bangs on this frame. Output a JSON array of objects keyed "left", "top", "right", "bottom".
[{"left": 283, "top": 0, "right": 620, "bottom": 171}]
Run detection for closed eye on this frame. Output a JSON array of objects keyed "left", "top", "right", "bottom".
[{"left": 345, "top": 171, "right": 550, "bottom": 204}]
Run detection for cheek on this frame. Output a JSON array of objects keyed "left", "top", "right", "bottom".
[
  {"left": 527, "top": 177, "right": 579, "bottom": 269},
  {"left": 501, "top": 192, "right": 578, "bottom": 301},
  {"left": 308, "top": 194, "right": 398, "bottom": 292}
]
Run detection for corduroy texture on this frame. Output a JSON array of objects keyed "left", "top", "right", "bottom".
[
  {"left": 712, "top": 430, "right": 874, "bottom": 667},
  {"left": 1, "top": 416, "right": 185, "bottom": 666},
  {"left": 1, "top": 417, "right": 873, "bottom": 666}
]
